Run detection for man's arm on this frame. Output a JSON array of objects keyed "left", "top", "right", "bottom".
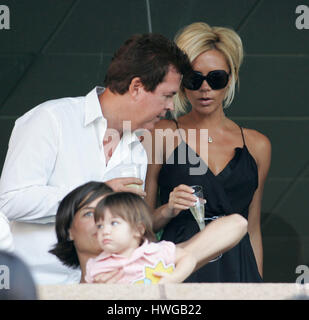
[
  {"left": 0, "top": 211, "right": 14, "bottom": 251},
  {"left": 0, "top": 107, "right": 68, "bottom": 222}
]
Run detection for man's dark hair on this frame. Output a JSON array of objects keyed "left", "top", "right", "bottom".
[
  {"left": 104, "top": 33, "right": 192, "bottom": 94},
  {"left": 49, "top": 181, "right": 113, "bottom": 268}
]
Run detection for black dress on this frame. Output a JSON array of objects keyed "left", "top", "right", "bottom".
[{"left": 158, "top": 121, "right": 263, "bottom": 282}]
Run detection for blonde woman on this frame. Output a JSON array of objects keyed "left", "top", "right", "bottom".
[{"left": 145, "top": 22, "right": 271, "bottom": 282}]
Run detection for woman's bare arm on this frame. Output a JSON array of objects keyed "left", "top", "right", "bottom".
[
  {"left": 179, "top": 214, "right": 248, "bottom": 271},
  {"left": 245, "top": 129, "right": 272, "bottom": 277}
]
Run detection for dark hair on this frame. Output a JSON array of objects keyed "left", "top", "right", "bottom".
[
  {"left": 104, "top": 33, "right": 192, "bottom": 94},
  {"left": 49, "top": 181, "right": 113, "bottom": 268},
  {"left": 95, "top": 192, "right": 156, "bottom": 243}
]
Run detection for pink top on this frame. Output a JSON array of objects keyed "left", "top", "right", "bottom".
[{"left": 85, "top": 240, "right": 176, "bottom": 284}]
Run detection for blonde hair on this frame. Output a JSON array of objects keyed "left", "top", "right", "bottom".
[{"left": 173, "top": 22, "right": 244, "bottom": 116}]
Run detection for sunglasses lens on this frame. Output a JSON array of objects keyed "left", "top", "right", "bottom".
[
  {"left": 183, "top": 72, "right": 204, "bottom": 90},
  {"left": 207, "top": 70, "right": 229, "bottom": 90},
  {"left": 183, "top": 70, "right": 229, "bottom": 91}
]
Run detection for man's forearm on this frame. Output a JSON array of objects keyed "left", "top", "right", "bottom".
[{"left": 0, "top": 185, "right": 69, "bottom": 222}]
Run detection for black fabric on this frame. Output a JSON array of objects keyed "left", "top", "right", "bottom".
[{"left": 158, "top": 124, "right": 262, "bottom": 282}]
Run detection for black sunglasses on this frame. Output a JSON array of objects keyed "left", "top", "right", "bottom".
[{"left": 183, "top": 70, "right": 229, "bottom": 91}]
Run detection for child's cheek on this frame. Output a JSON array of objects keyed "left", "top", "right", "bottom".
[{"left": 97, "top": 231, "right": 103, "bottom": 245}]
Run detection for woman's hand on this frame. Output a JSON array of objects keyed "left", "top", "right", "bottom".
[
  {"left": 155, "top": 272, "right": 180, "bottom": 284},
  {"left": 155, "top": 271, "right": 184, "bottom": 284},
  {"left": 167, "top": 184, "right": 201, "bottom": 217}
]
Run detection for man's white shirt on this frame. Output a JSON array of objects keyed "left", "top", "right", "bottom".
[
  {"left": 0, "top": 211, "right": 14, "bottom": 252},
  {"left": 0, "top": 87, "right": 148, "bottom": 284}
]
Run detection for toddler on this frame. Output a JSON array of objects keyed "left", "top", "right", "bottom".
[{"left": 85, "top": 192, "right": 196, "bottom": 284}]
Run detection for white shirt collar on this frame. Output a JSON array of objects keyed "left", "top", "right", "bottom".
[
  {"left": 84, "top": 86, "right": 106, "bottom": 127},
  {"left": 123, "top": 129, "right": 141, "bottom": 146},
  {"left": 85, "top": 86, "right": 141, "bottom": 146}
]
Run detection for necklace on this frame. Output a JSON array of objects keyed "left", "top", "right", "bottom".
[{"left": 208, "top": 136, "right": 213, "bottom": 143}]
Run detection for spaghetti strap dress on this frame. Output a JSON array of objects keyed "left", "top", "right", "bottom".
[{"left": 158, "top": 120, "right": 263, "bottom": 282}]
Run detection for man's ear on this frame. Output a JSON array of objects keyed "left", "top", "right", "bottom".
[{"left": 128, "top": 77, "right": 145, "bottom": 99}]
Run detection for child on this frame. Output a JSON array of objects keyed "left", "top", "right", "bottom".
[{"left": 85, "top": 192, "right": 196, "bottom": 284}]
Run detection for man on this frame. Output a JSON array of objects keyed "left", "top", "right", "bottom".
[{"left": 0, "top": 33, "right": 192, "bottom": 284}]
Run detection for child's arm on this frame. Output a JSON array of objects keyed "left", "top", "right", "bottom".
[{"left": 156, "top": 246, "right": 197, "bottom": 283}]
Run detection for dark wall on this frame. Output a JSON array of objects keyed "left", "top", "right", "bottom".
[{"left": 1, "top": 0, "right": 309, "bottom": 282}]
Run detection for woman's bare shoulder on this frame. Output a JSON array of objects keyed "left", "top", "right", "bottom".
[
  {"left": 244, "top": 128, "right": 271, "bottom": 148},
  {"left": 243, "top": 128, "right": 271, "bottom": 164}
]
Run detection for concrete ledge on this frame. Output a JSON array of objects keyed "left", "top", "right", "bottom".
[{"left": 38, "top": 283, "right": 309, "bottom": 300}]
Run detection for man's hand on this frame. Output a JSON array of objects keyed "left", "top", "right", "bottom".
[{"left": 105, "top": 177, "right": 146, "bottom": 197}]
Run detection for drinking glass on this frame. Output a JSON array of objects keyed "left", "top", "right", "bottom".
[
  {"left": 190, "top": 186, "right": 223, "bottom": 262},
  {"left": 118, "top": 163, "right": 143, "bottom": 190},
  {"left": 189, "top": 185, "right": 206, "bottom": 230}
]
